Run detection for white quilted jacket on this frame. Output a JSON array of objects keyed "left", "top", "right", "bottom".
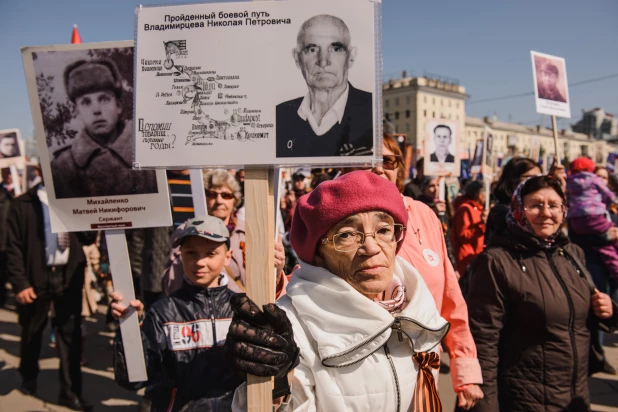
[{"left": 233, "top": 257, "right": 449, "bottom": 412}]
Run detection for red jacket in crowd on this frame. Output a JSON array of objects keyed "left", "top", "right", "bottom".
[{"left": 451, "top": 197, "right": 486, "bottom": 275}]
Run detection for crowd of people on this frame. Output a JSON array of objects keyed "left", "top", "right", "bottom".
[{"left": 1, "top": 135, "right": 617, "bottom": 411}]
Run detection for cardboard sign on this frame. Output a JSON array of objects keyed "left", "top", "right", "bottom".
[
  {"left": 22, "top": 162, "right": 42, "bottom": 193},
  {"left": 483, "top": 126, "right": 496, "bottom": 176},
  {"left": 424, "top": 120, "right": 460, "bottom": 177},
  {"left": 21, "top": 42, "right": 172, "bottom": 232},
  {"left": 134, "top": 0, "right": 380, "bottom": 167},
  {"left": 470, "top": 140, "right": 483, "bottom": 174},
  {"left": 531, "top": 51, "right": 571, "bottom": 118}
]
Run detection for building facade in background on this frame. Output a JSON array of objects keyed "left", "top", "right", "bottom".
[
  {"left": 572, "top": 108, "right": 618, "bottom": 140},
  {"left": 383, "top": 73, "right": 618, "bottom": 169}
]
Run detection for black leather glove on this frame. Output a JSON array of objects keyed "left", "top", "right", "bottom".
[{"left": 226, "top": 294, "right": 300, "bottom": 379}]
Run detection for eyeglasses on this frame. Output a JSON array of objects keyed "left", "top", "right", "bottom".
[
  {"left": 523, "top": 203, "right": 565, "bottom": 217},
  {"left": 321, "top": 224, "right": 406, "bottom": 252},
  {"left": 205, "top": 190, "right": 234, "bottom": 200},
  {"left": 383, "top": 155, "right": 403, "bottom": 171}
]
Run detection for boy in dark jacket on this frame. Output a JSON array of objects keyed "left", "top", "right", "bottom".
[{"left": 111, "top": 215, "right": 243, "bottom": 412}]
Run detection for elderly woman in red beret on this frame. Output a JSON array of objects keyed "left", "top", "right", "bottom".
[{"left": 227, "top": 171, "right": 449, "bottom": 412}]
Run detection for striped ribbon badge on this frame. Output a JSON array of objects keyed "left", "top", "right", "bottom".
[{"left": 412, "top": 351, "right": 442, "bottom": 412}]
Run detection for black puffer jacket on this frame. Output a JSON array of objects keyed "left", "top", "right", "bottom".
[
  {"left": 114, "top": 281, "right": 243, "bottom": 412},
  {"left": 465, "top": 224, "right": 618, "bottom": 412}
]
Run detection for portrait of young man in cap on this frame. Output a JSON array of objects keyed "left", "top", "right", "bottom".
[
  {"left": 276, "top": 14, "right": 373, "bottom": 158},
  {"left": 537, "top": 61, "right": 567, "bottom": 103},
  {"left": 50, "top": 58, "right": 157, "bottom": 199}
]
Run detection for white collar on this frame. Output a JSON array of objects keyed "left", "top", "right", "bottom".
[
  {"left": 281, "top": 256, "right": 449, "bottom": 367},
  {"left": 297, "top": 83, "right": 349, "bottom": 136}
]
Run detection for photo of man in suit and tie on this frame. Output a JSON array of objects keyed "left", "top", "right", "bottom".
[{"left": 276, "top": 14, "right": 373, "bottom": 158}]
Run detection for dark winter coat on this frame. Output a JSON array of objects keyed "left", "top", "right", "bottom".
[
  {"left": 484, "top": 202, "right": 509, "bottom": 247},
  {"left": 0, "top": 184, "right": 14, "bottom": 251},
  {"left": 141, "top": 226, "right": 175, "bottom": 294},
  {"left": 465, "top": 224, "right": 618, "bottom": 412},
  {"left": 113, "top": 280, "right": 243, "bottom": 412},
  {"left": 5, "top": 187, "right": 96, "bottom": 295},
  {"left": 50, "top": 120, "right": 158, "bottom": 199},
  {"left": 275, "top": 83, "right": 373, "bottom": 158}
]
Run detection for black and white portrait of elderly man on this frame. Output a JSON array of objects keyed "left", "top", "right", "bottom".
[{"left": 276, "top": 14, "right": 373, "bottom": 158}]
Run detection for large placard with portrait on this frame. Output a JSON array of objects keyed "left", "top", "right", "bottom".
[
  {"left": 531, "top": 51, "right": 571, "bottom": 118},
  {"left": 423, "top": 119, "right": 460, "bottom": 177},
  {"left": 134, "top": 0, "right": 380, "bottom": 168},
  {"left": 22, "top": 41, "right": 172, "bottom": 233},
  {"left": 0, "top": 128, "right": 25, "bottom": 169}
]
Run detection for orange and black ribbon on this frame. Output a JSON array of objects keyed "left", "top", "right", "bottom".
[{"left": 412, "top": 351, "right": 442, "bottom": 412}]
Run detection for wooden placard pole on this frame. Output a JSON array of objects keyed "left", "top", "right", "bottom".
[
  {"left": 248, "top": 0, "right": 275, "bottom": 408},
  {"left": 551, "top": 115, "right": 561, "bottom": 166},
  {"left": 189, "top": 169, "right": 207, "bottom": 216},
  {"left": 245, "top": 168, "right": 276, "bottom": 411},
  {"left": 438, "top": 176, "right": 446, "bottom": 203},
  {"left": 107, "top": 229, "right": 148, "bottom": 382}
]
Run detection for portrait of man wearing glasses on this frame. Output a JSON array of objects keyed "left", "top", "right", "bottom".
[{"left": 276, "top": 14, "right": 373, "bottom": 158}]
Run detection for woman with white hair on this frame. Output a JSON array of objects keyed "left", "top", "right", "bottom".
[{"left": 227, "top": 171, "right": 449, "bottom": 411}]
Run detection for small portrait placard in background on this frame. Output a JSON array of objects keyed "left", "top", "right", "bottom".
[
  {"left": 424, "top": 119, "right": 460, "bottom": 177},
  {"left": 531, "top": 51, "right": 571, "bottom": 118},
  {"left": 0, "top": 129, "right": 25, "bottom": 169}
]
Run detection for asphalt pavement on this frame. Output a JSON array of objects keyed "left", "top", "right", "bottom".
[{"left": 0, "top": 293, "right": 616, "bottom": 411}]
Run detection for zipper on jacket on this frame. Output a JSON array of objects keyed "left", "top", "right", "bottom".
[
  {"left": 383, "top": 344, "right": 401, "bottom": 412},
  {"left": 208, "top": 294, "right": 217, "bottom": 346},
  {"left": 392, "top": 319, "right": 404, "bottom": 342},
  {"left": 546, "top": 250, "right": 578, "bottom": 399}
]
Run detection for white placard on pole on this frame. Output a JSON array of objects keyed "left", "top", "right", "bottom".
[
  {"left": 484, "top": 178, "right": 491, "bottom": 211},
  {"left": 9, "top": 165, "right": 22, "bottom": 197},
  {"left": 107, "top": 229, "right": 148, "bottom": 382},
  {"left": 190, "top": 169, "right": 207, "bottom": 217}
]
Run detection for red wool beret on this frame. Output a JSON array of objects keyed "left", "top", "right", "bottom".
[
  {"left": 569, "top": 157, "right": 595, "bottom": 174},
  {"left": 290, "top": 171, "right": 408, "bottom": 264}
]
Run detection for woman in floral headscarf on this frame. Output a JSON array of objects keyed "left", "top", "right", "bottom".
[{"left": 464, "top": 175, "right": 617, "bottom": 412}]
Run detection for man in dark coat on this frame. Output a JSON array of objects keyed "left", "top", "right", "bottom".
[
  {"left": 6, "top": 182, "right": 96, "bottom": 411},
  {"left": 50, "top": 58, "right": 157, "bottom": 199},
  {"left": 276, "top": 15, "right": 373, "bottom": 158},
  {"left": 0, "top": 168, "right": 15, "bottom": 307}
]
